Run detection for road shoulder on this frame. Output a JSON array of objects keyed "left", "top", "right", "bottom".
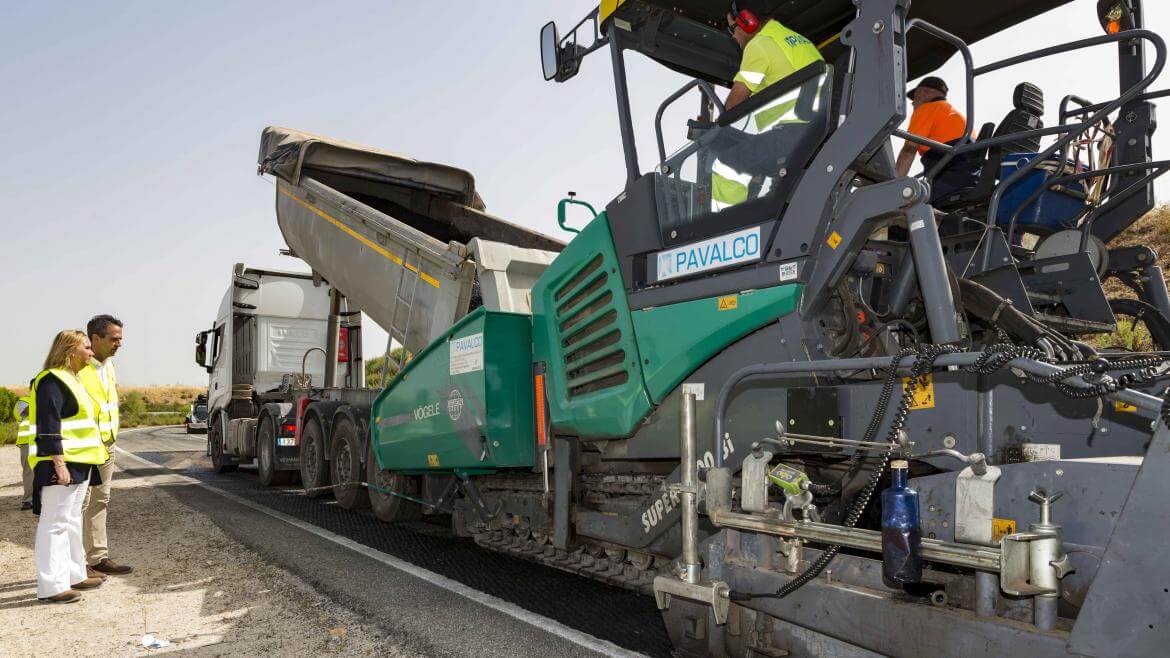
[{"left": 0, "top": 442, "right": 406, "bottom": 656}]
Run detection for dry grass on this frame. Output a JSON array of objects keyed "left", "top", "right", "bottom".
[
  {"left": 4, "top": 385, "right": 203, "bottom": 403},
  {"left": 1102, "top": 204, "right": 1170, "bottom": 300},
  {"left": 1092, "top": 204, "right": 1170, "bottom": 350},
  {"left": 124, "top": 385, "right": 205, "bottom": 406}
]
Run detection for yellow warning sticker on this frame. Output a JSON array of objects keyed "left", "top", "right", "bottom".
[
  {"left": 717, "top": 295, "right": 739, "bottom": 311},
  {"left": 1115, "top": 400, "right": 1138, "bottom": 413},
  {"left": 827, "top": 231, "right": 842, "bottom": 249},
  {"left": 902, "top": 373, "right": 935, "bottom": 410},
  {"left": 992, "top": 518, "right": 1017, "bottom": 542},
  {"left": 427, "top": 454, "right": 440, "bottom": 467}
]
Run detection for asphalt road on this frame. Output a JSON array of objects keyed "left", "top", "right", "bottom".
[{"left": 116, "top": 426, "right": 672, "bottom": 658}]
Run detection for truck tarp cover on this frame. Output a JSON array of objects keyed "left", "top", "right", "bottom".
[{"left": 258, "top": 126, "right": 485, "bottom": 211}]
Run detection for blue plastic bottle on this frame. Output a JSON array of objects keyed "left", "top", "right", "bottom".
[{"left": 881, "top": 459, "right": 923, "bottom": 588}]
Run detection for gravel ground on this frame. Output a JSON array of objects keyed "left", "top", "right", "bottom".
[{"left": 0, "top": 444, "right": 414, "bottom": 657}]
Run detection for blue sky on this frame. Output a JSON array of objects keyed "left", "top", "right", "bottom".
[{"left": 2, "top": 1, "right": 1168, "bottom": 386}]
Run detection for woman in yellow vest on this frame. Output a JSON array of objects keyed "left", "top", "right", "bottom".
[{"left": 29, "top": 330, "right": 108, "bottom": 603}]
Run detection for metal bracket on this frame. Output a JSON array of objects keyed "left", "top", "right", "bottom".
[
  {"left": 653, "top": 575, "right": 731, "bottom": 625},
  {"left": 741, "top": 450, "right": 774, "bottom": 513},
  {"left": 954, "top": 462, "right": 1001, "bottom": 546}
]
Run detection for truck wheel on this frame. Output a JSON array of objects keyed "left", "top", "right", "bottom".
[
  {"left": 257, "top": 417, "right": 295, "bottom": 487},
  {"left": 209, "top": 421, "right": 237, "bottom": 473},
  {"left": 368, "top": 440, "right": 422, "bottom": 522},
  {"left": 300, "top": 416, "right": 331, "bottom": 498},
  {"left": 330, "top": 416, "right": 370, "bottom": 510}
]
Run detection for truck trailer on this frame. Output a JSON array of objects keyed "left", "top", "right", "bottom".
[{"left": 199, "top": 0, "right": 1170, "bottom": 655}]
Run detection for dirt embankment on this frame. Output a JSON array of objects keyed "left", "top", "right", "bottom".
[
  {"left": 0, "top": 446, "right": 413, "bottom": 657},
  {"left": 1102, "top": 204, "right": 1170, "bottom": 299}
]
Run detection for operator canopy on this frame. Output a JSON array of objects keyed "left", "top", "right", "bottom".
[{"left": 588, "top": 0, "right": 1073, "bottom": 85}]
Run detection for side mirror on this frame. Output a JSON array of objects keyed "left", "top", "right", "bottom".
[
  {"left": 541, "top": 21, "right": 560, "bottom": 81},
  {"left": 195, "top": 332, "right": 211, "bottom": 373}
]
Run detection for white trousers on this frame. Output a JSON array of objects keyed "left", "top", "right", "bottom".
[{"left": 35, "top": 480, "right": 89, "bottom": 598}]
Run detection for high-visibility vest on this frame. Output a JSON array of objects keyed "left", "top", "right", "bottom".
[
  {"left": 734, "top": 20, "right": 825, "bottom": 132},
  {"left": 79, "top": 359, "right": 119, "bottom": 444},
  {"left": 27, "top": 369, "right": 109, "bottom": 469},
  {"left": 14, "top": 395, "right": 34, "bottom": 446}
]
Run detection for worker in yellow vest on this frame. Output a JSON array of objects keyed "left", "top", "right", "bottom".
[
  {"left": 15, "top": 392, "right": 35, "bottom": 510},
  {"left": 712, "top": 0, "right": 824, "bottom": 210},
  {"left": 29, "top": 330, "right": 108, "bottom": 603},
  {"left": 79, "top": 314, "right": 133, "bottom": 576}
]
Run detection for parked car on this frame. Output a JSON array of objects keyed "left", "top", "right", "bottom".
[{"left": 185, "top": 399, "right": 209, "bottom": 434}]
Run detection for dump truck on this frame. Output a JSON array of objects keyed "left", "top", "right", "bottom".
[
  {"left": 198, "top": 127, "right": 562, "bottom": 499},
  {"left": 209, "top": 0, "right": 1170, "bottom": 655}
]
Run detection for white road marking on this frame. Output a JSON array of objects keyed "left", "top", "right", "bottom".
[{"left": 115, "top": 429, "right": 644, "bottom": 658}]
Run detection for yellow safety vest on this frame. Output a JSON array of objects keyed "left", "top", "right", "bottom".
[
  {"left": 712, "top": 21, "right": 825, "bottom": 209},
  {"left": 733, "top": 20, "right": 824, "bottom": 131},
  {"left": 27, "top": 369, "right": 109, "bottom": 468},
  {"left": 79, "top": 359, "right": 119, "bottom": 444},
  {"left": 14, "top": 395, "right": 34, "bottom": 446}
]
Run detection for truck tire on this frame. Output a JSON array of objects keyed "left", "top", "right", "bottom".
[
  {"left": 300, "top": 416, "right": 331, "bottom": 498},
  {"left": 330, "top": 415, "right": 370, "bottom": 510},
  {"left": 257, "top": 417, "right": 295, "bottom": 487},
  {"left": 367, "top": 440, "right": 422, "bottom": 522},
  {"left": 209, "top": 420, "right": 237, "bottom": 473}
]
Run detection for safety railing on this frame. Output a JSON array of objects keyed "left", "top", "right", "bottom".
[
  {"left": 903, "top": 19, "right": 976, "bottom": 181},
  {"left": 654, "top": 78, "right": 725, "bottom": 164},
  {"left": 962, "top": 30, "right": 1165, "bottom": 225},
  {"left": 895, "top": 25, "right": 1166, "bottom": 236}
]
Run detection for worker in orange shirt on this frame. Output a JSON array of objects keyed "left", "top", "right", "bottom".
[{"left": 895, "top": 76, "right": 979, "bottom": 201}]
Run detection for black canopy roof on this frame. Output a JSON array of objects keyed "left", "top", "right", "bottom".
[{"left": 604, "top": 0, "right": 1073, "bottom": 84}]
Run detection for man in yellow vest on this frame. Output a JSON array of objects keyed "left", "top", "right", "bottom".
[
  {"left": 711, "top": 0, "right": 824, "bottom": 210},
  {"left": 79, "top": 315, "right": 133, "bottom": 576},
  {"left": 15, "top": 391, "right": 35, "bottom": 510}
]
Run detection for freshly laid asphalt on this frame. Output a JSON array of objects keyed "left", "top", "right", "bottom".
[{"left": 117, "top": 426, "right": 672, "bottom": 658}]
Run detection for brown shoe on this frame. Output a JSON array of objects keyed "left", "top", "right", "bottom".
[
  {"left": 71, "top": 577, "right": 104, "bottom": 590},
  {"left": 39, "top": 590, "right": 82, "bottom": 604},
  {"left": 86, "top": 566, "right": 108, "bottom": 581},
  {"left": 90, "top": 558, "right": 133, "bottom": 575}
]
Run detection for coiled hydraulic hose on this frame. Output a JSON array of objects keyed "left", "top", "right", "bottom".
[
  {"left": 728, "top": 343, "right": 1169, "bottom": 601},
  {"left": 733, "top": 345, "right": 955, "bottom": 601}
]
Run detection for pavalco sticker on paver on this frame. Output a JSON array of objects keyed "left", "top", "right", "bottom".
[
  {"left": 450, "top": 332, "right": 484, "bottom": 375},
  {"left": 655, "top": 225, "right": 761, "bottom": 282}
]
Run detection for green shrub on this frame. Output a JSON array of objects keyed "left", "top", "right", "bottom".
[
  {"left": 0, "top": 422, "right": 16, "bottom": 446},
  {"left": 365, "top": 348, "right": 410, "bottom": 387},
  {"left": 121, "top": 412, "right": 186, "bottom": 428},
  {"left": 120, "top": 391, "right": 146, "bottom": 417},
  {"left": 0, "top": 387, "right": 17, "bottom": 423}
]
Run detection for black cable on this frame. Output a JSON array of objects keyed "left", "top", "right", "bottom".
[
  {"left": 728, "top": 344, "right": 1169, "bottom": 602},
  {"left": 732, "top": 345, "right": 955, "bottom": 601}
]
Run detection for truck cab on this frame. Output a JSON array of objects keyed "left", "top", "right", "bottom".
[{"left": 194, "top": 263, "right": 336, "bottom": 473}]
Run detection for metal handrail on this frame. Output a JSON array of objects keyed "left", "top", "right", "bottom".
[
  {"left": 905, "top": 19, "right": 976, "bottom": 180},
  {"left": 654, "top": 78, "right": 725, "bottom": 164},
  {"left": 1002, "top": 160, "right": 1170, "bottom": 248},
  {"left": 711, "top": 351, "right": 1165, "bottom": 467},
  {"left": 1061, "top": 88, "right": 1170, "bottom": 117},
  {"left": 985, "top": 29, "right": 1166, "bottom": 227},
  {"left": 1077, "top": 165, "right": 1170, "bottom": 252}
]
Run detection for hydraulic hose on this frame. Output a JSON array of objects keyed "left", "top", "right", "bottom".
[{"left": 726, "top": 344, "right": 1168, "bottom": 601}]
